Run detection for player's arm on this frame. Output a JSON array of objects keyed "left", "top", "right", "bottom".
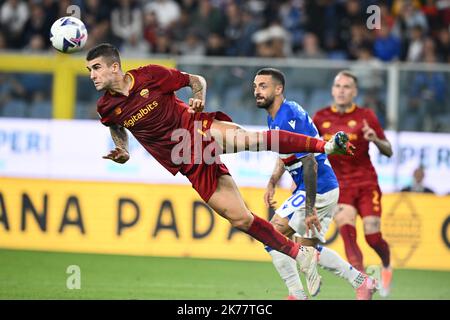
[
  {"left": 264, "top": 158, "right": 285, "bottom": 208},
  {"left": 187, "top": 74, "right": 207, "bottom": 113},
  {"left": 103, "top": 124, "right": 130, "bottom": 164},
  {"left": 362, "top": 119, "right": 393, "bottom": 157},
  {"left": 300, "top": 154, "right": 321, "bottom": 235},
  {"left": 372, "top": 137, "right": 393, "bottom": 157},
  {"left": 300, "top": 154, "right": 317, "bottom": 215}
]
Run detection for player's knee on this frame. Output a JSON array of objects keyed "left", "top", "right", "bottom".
[
  {"left": 334, "top": 205, "right": 357, "bottom": 227},
  {"left": 334, "top": 214, "right": 355, "bottom": 227},
  {"left": 270, "top": 215, "right": 290, "bottom": 235},
  {"left": 363, "top": 218, "right": 381, "bottom": 234},
  {"left": 230, "top": 214, "right": 253, "bottom": 231}
]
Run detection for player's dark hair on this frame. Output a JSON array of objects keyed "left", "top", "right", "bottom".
[
  {"left": 336, "top": 70, "right": 358, "bottom": 87},
  {"left": 256, "top": 68, "right": 285, "bottom": 92},
  {"left": 86, "top": 43, "right": 121, "bottom": 67}
]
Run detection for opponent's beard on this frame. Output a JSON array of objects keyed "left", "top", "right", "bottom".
[{"left": 256, "top": 95, "right": 275, "bottom": 109}]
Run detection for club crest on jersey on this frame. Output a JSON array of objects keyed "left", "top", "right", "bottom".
[
  {"left": 202, "top": 120, "right": 208, "bottom": 128},
  {"left": 288, "top": 120, "right": 296, "bottom": 129},
  {"left": 322, "top": 121, "right": 331, "bottom": 129},
  {"left": 140, "top": 88, "right": 149, "bottom": 98},
  {"left": 114, "top": 107, "right": 122, "bottom": 115},
  {"left": 348, "top": 120, "right": 357, "bottom": 128}
]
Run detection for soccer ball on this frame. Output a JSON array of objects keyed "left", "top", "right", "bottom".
[{"left": 50, "top": 16, "right": 88, "bottom": 53}]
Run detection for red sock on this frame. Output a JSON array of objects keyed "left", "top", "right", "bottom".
[
  {"left": 263, "top": 130, "right": 326, "bottom": 154},
  {"left": 340, "top": 224, "right": 364, "bottom": 272},
  {"left": 246, "top": 213, "right": 300, "bottom": 259},
  {"left": 365, "top": 232, "right": 390, "bottom": 268}
]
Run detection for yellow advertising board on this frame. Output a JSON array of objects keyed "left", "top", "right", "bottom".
[{"left": 0, "top": 178, "right": 449, "bottom": 270}]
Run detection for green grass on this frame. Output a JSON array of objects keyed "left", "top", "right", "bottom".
[{"left": 0, "top": 248, "right": 449, "bottom": 300}]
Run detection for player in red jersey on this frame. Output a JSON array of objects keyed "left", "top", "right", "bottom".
[
  {"left": 85, "top": 43, "right": 354, "bottom": 277},
  {"left": 313, "top": 70, "right": 393, "bottom": 298}
]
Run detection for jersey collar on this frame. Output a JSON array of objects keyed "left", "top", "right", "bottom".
[
  {"left": 269, "top": 98, "right": 286, "bottom": 121},
  {"left": 331, "top": 103, "right": 356, "bottom": 114},
  {"left": 107, "top": 72, "right": 135, "bottom": 96},
  {"left": 125, "top": 72, "right": 135, "bottom": 92}
]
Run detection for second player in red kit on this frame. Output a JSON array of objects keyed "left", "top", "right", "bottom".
[{"left": 313, "top": 70, "right": 393, "bottom": 297}]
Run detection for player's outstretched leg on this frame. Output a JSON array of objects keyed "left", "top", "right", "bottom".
[{"left": 210, "top": 120, "right": 355, "bottom": 156}]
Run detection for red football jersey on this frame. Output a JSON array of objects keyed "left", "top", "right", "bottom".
[
  {"left": 313, "top": 105, "right": 386, "bottom": 187},
  {"left": 97, "top": 64, "right": 192, "bottom": 175}
]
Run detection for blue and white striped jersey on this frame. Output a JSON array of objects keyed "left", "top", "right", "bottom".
[{"left": 267, "top": 99, "right": 338, "bottom": 194}]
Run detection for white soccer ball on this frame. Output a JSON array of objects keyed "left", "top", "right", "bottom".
[{"left": 50, "top": 16, "right": 88, "bottom": 53}]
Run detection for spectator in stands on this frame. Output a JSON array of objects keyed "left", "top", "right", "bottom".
[
  {"left": 152, "top": 31, "right": 175, "bottom": 54},
  {"left": 225, "top": 6, "right": 259, "bottom": 56},
  {"left": 144, "top": 0, "right": 180, "bottom": 31},
  {"left": 421, "top": 0, "right": 443, "bottom": 34},
  {"left": 83, "top": 0, "right": 112, "bottom": 50},
  {"left": 405, "top": 25, "right": 426, "bottom": 62},
  {"left": 278, "top": 0, "right": 305, "bottom": 52},
  {"left": 111, "top": 0, "right": 143, "bottom": 50},
  {"left": 24, "top": 34, "right": 47, "bottom": 52},
  {"left": 169, "top": 9, "right": 191, "bottom": 46},
  {"left": 346, "top": 23, "right": 373, "bottom": 60},
  {"left": 177, "top": 29, "right": 206, "bottom": 56},
  {"left": 436, "top": 27, "right": 450, "bottom": 62},
  {"left": 142, "top": 9, "right": 158, "bottom": 51},
  {"left": 392, "top": 0, "right": 429, "bottom": 40},
  {"left": 379, "top": 2, "right": 396, "bottom": 30},
  {"left": 206, "top": 32, "right": 226, "bottom": 56},
  {"left": 336, "top": 0, "right": 365, "bottom": 55},
  {"left": 178, "top": 0, "right": 196, "bottom": 14},
  {"left": 373, "top": 22, "right": 401, "bottom": 61},
  {"left": 0, "top": 0, "right": 29, "bottom": 48},
  {"left": 401, "top": 166, "right": 435, "bottom": 193},
  {"left": 253, "top": 22, "right": 292, "bottom": 58},
  {"left": 297, "top": 32, "right": 326, "bottom": 59},
  {"left": 223, "top": 1, "right": 242, "bottom": 56},
  {"left": 191, "top": 0, "right": 226, "bottom": 40},
  {"left": 22, "top": 3, "right": 51, "bottom": 49},
  {"left": 120, "top": 33, "right": 151, "bottom": 56}
]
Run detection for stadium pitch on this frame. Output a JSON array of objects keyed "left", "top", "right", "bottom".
[{"left": 1, "top": 248, "right": 449, "bottom": 300}]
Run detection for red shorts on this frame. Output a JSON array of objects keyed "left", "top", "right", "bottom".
[
  {"left": 338, "top": 183, "right": 382, "bottom": 217},
  {"left": 180, "top": 111, "right": 232, "bottom": 202}
]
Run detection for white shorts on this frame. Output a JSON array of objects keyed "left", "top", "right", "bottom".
[{"left": 275, "top": 188, "right": 339, "bottom": 243}]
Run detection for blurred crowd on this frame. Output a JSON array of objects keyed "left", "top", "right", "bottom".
[{"left": 0, "top": 0, "right": 449, "bottom": 62}]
